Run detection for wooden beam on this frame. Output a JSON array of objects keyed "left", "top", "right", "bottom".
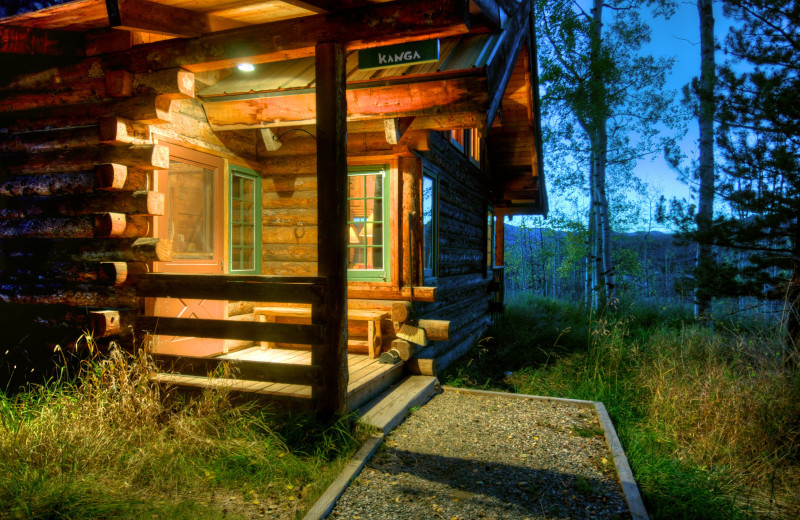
[
  {"left": 0, "top": 237, "right": 172, "bottom": 263},
  {"left": 109, "top": 0, "right": 472, "bottom": 73},
  {"left": 105, "top": 0, "right": 248, "bottom": 38},
  {"left": 137, "top": 317, "right": 323, "bottom": 345},
  {"left": 383, "top": 117, "right": 415, "bottom": 144},
  {"left": 259, "top": 128, "right": 283, "bottom": 152},
  {"left": 133, "top": 273, "right": 326, "bottom": 304},
  {"left": 471, "top": 0, "right": 507, "bottom": 30},
  {"left": 151, "top": 354, "right": 324, "bottom": 386},
  {"left": 485, "top": 0, "right": 530, "bottom": 128},
  {"left": 203, "top": 75, "right": 488, "bottom": 130},
  {"left": 314, "top": 41, "right": 348, "bottom": 418},
  {"left": 0, "top": 25, "right": 85, "bottom": 57}
]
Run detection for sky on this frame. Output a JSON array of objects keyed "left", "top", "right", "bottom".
[{"left": 529, "top": 2, "right": 738, "bottom": 230}]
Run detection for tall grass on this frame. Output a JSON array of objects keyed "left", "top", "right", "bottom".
[
  {"left": 0, "top": 344, "right": 364, "bottom": 519},
  {"left": 443, "top": 294, "right": 800, "bottom": 519}
]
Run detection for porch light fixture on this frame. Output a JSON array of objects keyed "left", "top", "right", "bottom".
[{"left": 237, "top": 63, "right": 255, "bottom": 72}]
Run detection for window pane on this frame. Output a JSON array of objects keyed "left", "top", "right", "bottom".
[
  {"left": 168, "top": 161, "right": 214, "bottom": 260},
  {"left": 423, "top": 175, "right": 435, "bottom": 274},
  {"left": 348, "top": 171, "right": 384, "bottom": 272},
  {"left": 231, "top": 173, "right": 256, "bottom": 271}
]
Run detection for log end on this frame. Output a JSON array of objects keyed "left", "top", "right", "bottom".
[
  {"left": 94, "top": 212, "right": 127, "bottom": 237},
  {"left": 95, "top": 163, "right": 128, "bottom": 190},
  {"left": 98, "top": 116, "right": 128, "bottom": 143},
  {"left": 151, "top": 144, "right": 170, "bottom": 169},
  {"left": 106, "top": 70, "right": 134, "bottom": 98}
]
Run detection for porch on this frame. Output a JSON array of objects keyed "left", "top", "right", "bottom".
[{"left": 152, "top": 347, "right": 405, "bottom": 412}]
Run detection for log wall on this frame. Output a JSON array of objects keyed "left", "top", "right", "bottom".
[
  {"left": 410, "top": 131, "right": 493, "bottom": 372},
  {"left": 0, "top": 60, "right": 188, "bottom": 356}
]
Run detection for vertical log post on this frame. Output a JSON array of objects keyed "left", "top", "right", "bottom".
[
  {"left": 314, "top": 41, "right": 348, "bottom": 419},
  {"left": 495, "top": 213, "right": 505, "bottom": 267}
]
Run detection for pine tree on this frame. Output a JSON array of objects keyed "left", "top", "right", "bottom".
[{"left": 714, "top": 0, "right": 800, "bottom": 361}]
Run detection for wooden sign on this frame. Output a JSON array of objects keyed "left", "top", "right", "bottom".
[{"left": 358, "top": 40, "right": 440, "bottom": 70}]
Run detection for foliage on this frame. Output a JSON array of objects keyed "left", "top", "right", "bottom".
[
  {"left": 443, "top": 296, "right": 800, "bottom": 519},
  {"left": 0, "top": 345, "right": 365, "bottom": 519}
]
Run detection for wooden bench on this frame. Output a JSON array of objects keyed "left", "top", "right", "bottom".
[{"left": 253, "top": 306, "right": 389, "bottom": 359}]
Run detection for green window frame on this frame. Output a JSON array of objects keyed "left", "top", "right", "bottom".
[
  {"left": 229, "top": 166, "right": 261, "bottom": 274},
  {"left": 422, "top": 172, "right": 438, "bottom": 279},
  {"left": 347, "top": 165, "right": 391, "bottom": 282}
]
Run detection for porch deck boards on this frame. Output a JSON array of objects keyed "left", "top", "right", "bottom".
[{"left": 153, "top": 347, "right": 404, "bottom": 411}]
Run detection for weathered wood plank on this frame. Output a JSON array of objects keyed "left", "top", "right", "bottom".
[
  {"left": 137, "top": 316, "right": 324, "bottom": 345},
  {"left": 133, "top": 273, "right": 326, "bottom": 304},
  {"left": 151, "top": 354, "right": 323, "bottom": 385}
]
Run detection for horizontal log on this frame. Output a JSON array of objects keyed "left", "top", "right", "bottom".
[
  {"left": 406, "top": 357, "right": 437, "bottom": 376},
  {"left": 261, "top": 261, "right": 317, "bottom": 277},
  {"left": 0, "top": 96, "right": 173, "bottom": 134},
  {"left": 2, "top": 144, "right": 170, "bottom": 175},
  {"left": 0, "top": 261, "right": 141, "bottom": 286},
  {"left": 262, "top": 225, "right": 318, "bottom": 245},
  {"left": 0, "top": 78, "right": 108, "bottom": 113},
  {"left": 0, "top": 191, "right": 164, "bottom": 218},
  {"left": 0, "top": 125, "right": 100, "bottom": 154},
  {"left": 347, "top": 286, "right": 436, "bottom": 302},
  {"left": 96, "top": 164, "right": 149, "bottom": 191},
  {"left": 134, "top": 68, "right": 194, "bottom": 99},
  {"left": 0, "top": 237, "right": 172, "bottom": 262},
  {"left": 122, "top": 215, "right": 150, "bottom": 237},
  {"left": 58, "top": 191, "right": 164, "bottom": 216},
  {"left": 134, "top": 273, "right": 326, "bottom": 304},
  {"left": 151, "top": 354, "right": 322, "bottom": 385},
  {"left": 0, "top": 284, "right": 137, "bottom": 308},
  {"left": 0, "top": 165, "right": 146, "bottom": 197},
  {"left": 98, "top": 116, "right": 152, "bottom": 145},
  {"left": 0, "top": 304, "right": 136, "bottom": 337},
  {"left": 262, "top": 244, "right": 317, "bottom": 262},
  {"left": 90, "top": 309, "right": 136, "bottom": 336},
  {"left": 391, "top": 301, "right": 414, "bottom": 323},
  {"left": 0, "top": 171, "right": 95, "bottom": 196},
  {"left": 0, "top": 213, "right": 127, "bottom": 238},
  {"left": 0, "top": 25, "right": 86, "bottom": 59},
  {"left": 417, "top": 319, "right": 450, "bottom": 341},
  {"left": 137, "top": 316, "right": 324, "bottom": 345},
  {"left": 391, "top": 338, "right": 417, "bottom": 361}
]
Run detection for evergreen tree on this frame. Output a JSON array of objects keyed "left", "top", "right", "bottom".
[{"left": 714, "top": 0, "right": 800, "bottom": 361}]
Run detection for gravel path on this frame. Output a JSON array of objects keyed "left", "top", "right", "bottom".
[{"left": 328, "top": 391, "right": 631, "bottom": 519}]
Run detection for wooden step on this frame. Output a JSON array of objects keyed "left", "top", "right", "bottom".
[{"left": 356, "top": 375, "right": 440, "bottom": 433}]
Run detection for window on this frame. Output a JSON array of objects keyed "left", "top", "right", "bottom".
[
  {"left": 422, "top": 173, "right": 438, "bottom": 279},
  {"left": 229, "top": 166, "right": 261, "bottom": 274},
  {"left": 167, "top": 161, "right": 215, "bottom": 260},
  {"left": 468, "top": 128, "right": 481, "bottom": 163},
  {"left": 347, "top": 165, "right": 390, "bottom": 281}
]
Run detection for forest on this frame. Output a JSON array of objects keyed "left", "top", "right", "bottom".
[
  {"left": 454, "top": 1, "right": 800, "bottom": 517},
  {"left": 512, "top": 0, "right": 799, "bottom": 352}
]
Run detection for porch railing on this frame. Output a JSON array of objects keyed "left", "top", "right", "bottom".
[{"left": 134, "top": 273, "right": 333, "bottom": 411}]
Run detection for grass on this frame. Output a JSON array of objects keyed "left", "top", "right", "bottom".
[
  {"left": 442, "top": 293, "right": 800, "bottom": 519},
  {"left": 0, "top": 343, "right": 366, "bottom": 520}
]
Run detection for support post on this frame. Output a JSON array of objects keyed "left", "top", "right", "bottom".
[
  {"left": 314, "top": 41, "right": 349, "bottom": 419},
  {"left": 495, "top": 213, "right": 505, "bottom": 267}
]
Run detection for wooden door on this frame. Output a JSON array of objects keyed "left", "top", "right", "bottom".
[{"left": 147, "top": 142, "right": 226, "bottom": 357}]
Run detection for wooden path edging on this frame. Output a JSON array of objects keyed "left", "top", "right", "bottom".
[
  {"left": 441, "top": 386, "right": 649, "bottom": 520},
  {"left": 301, "top": 434, "right": 384, "bottom": 520},
  {"left": 302, "top": 375, "right": 439, "bottom": 520}
]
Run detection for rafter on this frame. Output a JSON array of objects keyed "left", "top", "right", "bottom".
[
  {"left": 105, "top": 0, "right": 248, "bottom": 38},
  {"left": 108, "top": 0, "right": 474, "bottom": 73}
]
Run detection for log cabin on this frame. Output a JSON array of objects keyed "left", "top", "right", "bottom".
[{"left": 0, "top": 0, "right": 547, "bottom": 417}]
